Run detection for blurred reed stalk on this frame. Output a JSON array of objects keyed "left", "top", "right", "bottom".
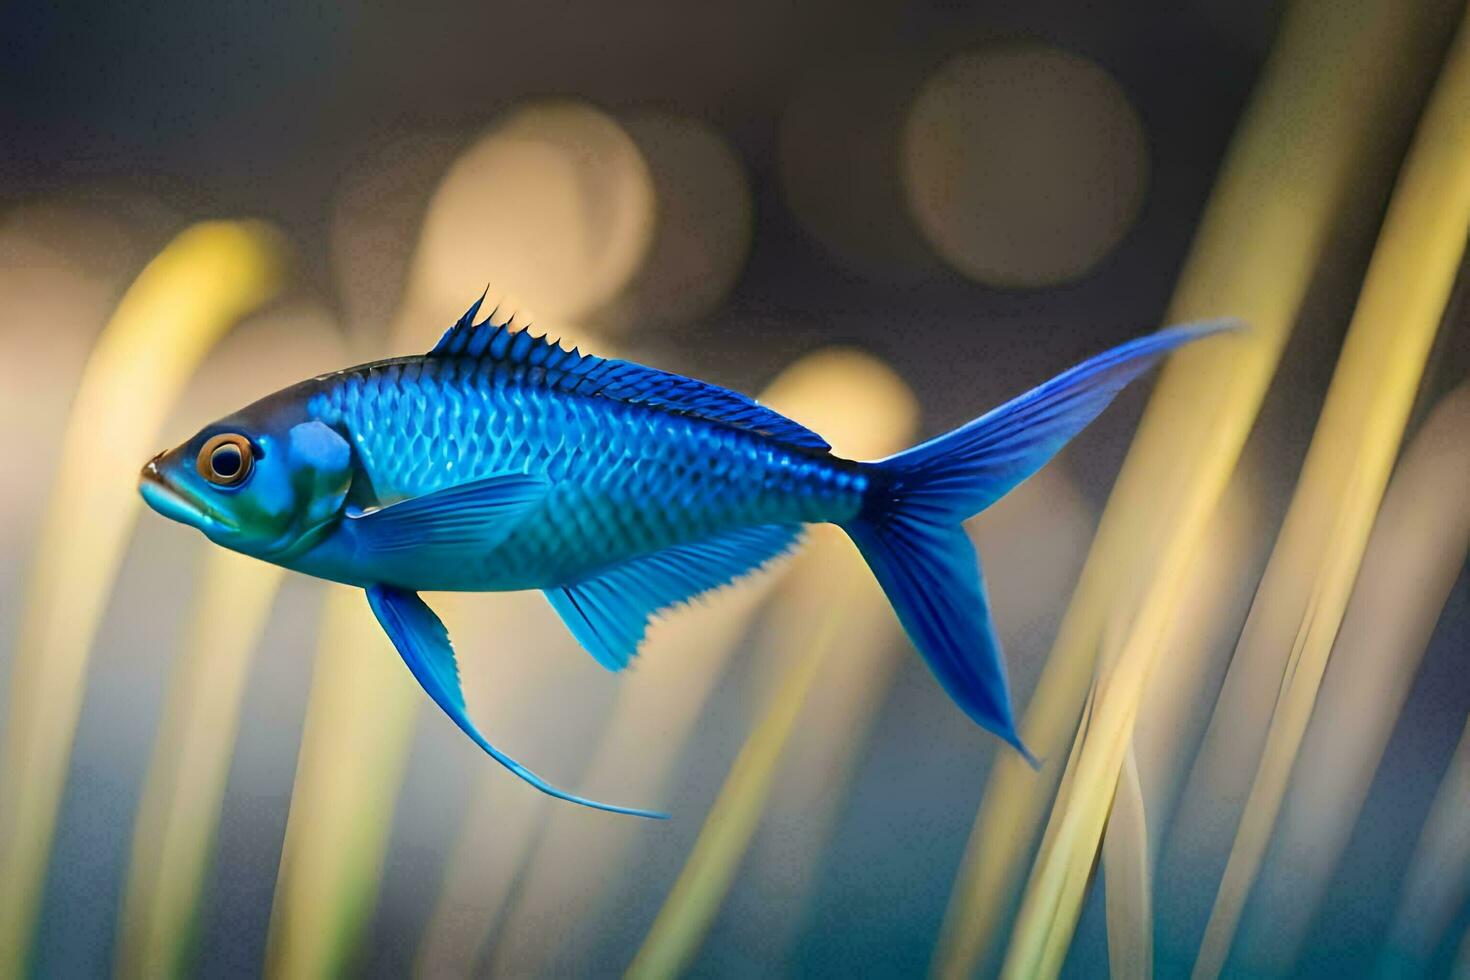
[
  {"left": 408, "top": 587, "right": 602, "bottom": 979},
  {"left": 623, "top": 531, "right": 899, "bottom": 975},
  {"left": 627, "top": 602, "right": 843, "bottom": 979},
  {"left": 260, "top": 285, "right": 439, "bottom": 980},
  {"left": 485, "top": 350, "right": 916, "bottom": 977},
  {"left": 411, "top": 722, "right": 551, "bottom": 977},
  {"left": 1379, "top": 715, "right": 1470, "bottom": 975},
  {"left": 1226, "top": 382, "right": 1470, "bottom": 975},
  {"left": 116, "top": 550, "right": 286, "bottom": 979},
  {"left": 0, "top": 222, "right": 286, "bottom": 977},
  {"left": 692, "top": 474, "right": 1108, "bottom": 973},
  {"left": 1189, "top": 15, "right": 1470, "bottom": 974},
  {"left": 264, "top": 583, "right": 428, "bottom": 978},
  {"left": 932, "top": 0, "right": 1453, "bottom": 974},
  {"left": 1102, "top": 743, "right": 1152, "bottom": 980},
  {"left": 1123, "top": 461, "right": 1275, "bottom": 910}
]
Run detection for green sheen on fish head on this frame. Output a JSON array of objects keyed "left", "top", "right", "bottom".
[{"left": 139, "top": 389, "right": 352, "bottom": 561}]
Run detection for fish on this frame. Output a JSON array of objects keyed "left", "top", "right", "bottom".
[{"left": 139, "top": 291, "right": 1233, "bottom": 818}]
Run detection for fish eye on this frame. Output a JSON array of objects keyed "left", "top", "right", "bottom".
[{"left": 197, "top": 433, "right": 255, "bottom": 487}]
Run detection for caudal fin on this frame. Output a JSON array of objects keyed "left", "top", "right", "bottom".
[{"left": 844, "top": 321, "right": 1235, "bottom": 762}]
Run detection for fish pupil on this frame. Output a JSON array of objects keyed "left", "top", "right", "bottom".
[{"left": 211, "top": 445, "right": 242, "bottom": 478}]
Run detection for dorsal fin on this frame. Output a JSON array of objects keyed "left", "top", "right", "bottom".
[{"left": 428, "top": 292, "right": 830, "bottom": 452}]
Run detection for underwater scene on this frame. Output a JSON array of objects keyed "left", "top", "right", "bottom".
[{"left": 1, "top": 0, "right": 1468, "bottom": 977}]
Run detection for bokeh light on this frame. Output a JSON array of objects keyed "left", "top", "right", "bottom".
[
  {"left": 903, "top": 44, "right": 1148, "bottom": 288},
  {"left": 330, "top": 132, "right": 465, "bottom": 342},
  {"left": 777, "top": 56, "right": 940, "bottom": 282},
  {"left": 597, "top": 112, "right": 754, "bottom": 334},
  {"left": 408, "top": 99, "right": 656, "bottom": 335}
]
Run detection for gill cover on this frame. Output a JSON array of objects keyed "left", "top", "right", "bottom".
[{"left": 284, "top": 420, "right": 353, "bottom": 535}]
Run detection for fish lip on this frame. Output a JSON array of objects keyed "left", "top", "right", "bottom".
[{"left": 138, "top": 459, "right": 236, "bottom": 532}]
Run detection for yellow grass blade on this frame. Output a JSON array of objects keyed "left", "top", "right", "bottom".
[
  {"left": 1132, "top": 469, "right": 1270, "bottom": 977},
  {"left": 712, "top": 563, "right": 902, "bottom": 959},
  {"left": 933, "top": 1, "right": 1459, "bottom": 974},
  {"left": 481, "top": 350, "right": 917, "bottom": 977},
  {"left": 0, "top": 221, "right": 286, "bottom": 976},
  {"left": 411, "top": 752, "right": 550, "bottom": 977},
  {"left": 627, "top": 601, "right": 844, "bottom": 980},
  {"left": 1103, "top": 741, "right": 1152, "bottom": 980},
  {"left": 1129, "top": 456, "right": 1269, "bottom": 841},
  {"left": 1190, "top": 17, "right": 1470, "bottom": 974},
  {"left": 620, "top": 519, "right": 931, "bottom": 979},
  {"left": 116, "top": 550, "right": 285, "bottom": 979},
  {"left": 1222, "top": 382, "right": 1470, "bottom": 974},
  {"left": 408, "top": 587, "right": 615, "bottom": 979},
  {"left": 1380, "top": 715, "right": 1470, "bottom": 974},
  {"left": 265, "top": 585, "right": 426, "bottom": 978},
  {"left": 1101, "top": 477, "right": 1269, "bottom": 980}
]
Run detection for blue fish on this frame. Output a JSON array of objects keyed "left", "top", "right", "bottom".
[{"left": 140, "top": 292, "right": 1231, "bottom": 817}]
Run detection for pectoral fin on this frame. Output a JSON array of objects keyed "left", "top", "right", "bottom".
[
  {"left": 348, "top": 472, "right": 548, "bottom": 554},
  {"left": 364, "top": 584, "right": 666, "bottom": 819}
]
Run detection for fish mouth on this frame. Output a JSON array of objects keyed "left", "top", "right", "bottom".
[{"left": 138, "top": 457, "right": 236, "bottom": 533}]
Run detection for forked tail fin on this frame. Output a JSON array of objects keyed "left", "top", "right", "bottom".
[{"left": 843, "top": 321, "right": 1236, "bottom": 762}]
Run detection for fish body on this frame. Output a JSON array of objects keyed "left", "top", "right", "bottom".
[
  {"left": 285, "top": 353, "right": 862, "bottom": 592},
  {"left": 141, "top": 293, "right": 1233, "bottom": 816}
]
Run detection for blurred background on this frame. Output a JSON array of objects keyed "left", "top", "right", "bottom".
[{"left": 2, "top": 1, "right": 1468, "bottom": 977}]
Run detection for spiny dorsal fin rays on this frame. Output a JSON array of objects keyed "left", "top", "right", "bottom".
[
  {"left": 427, "top": 289, "right": 831, "bottom": 452},
  {"left": 452, "top": 282, "right": 538, "bottom": 336},
  {"left": 431, "top": 287, "right": 574, "bottom": 364}
]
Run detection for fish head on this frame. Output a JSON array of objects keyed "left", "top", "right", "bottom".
[{"left": 140, "top": 394, "right": 354, "bottom": 560}]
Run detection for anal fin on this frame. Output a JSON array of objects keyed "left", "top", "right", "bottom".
[{"left": 545, "top": 523, "right": 803, "bottom": 671}]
